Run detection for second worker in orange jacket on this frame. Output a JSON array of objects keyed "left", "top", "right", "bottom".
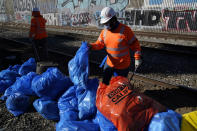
[
  {"left": 89, "top": 7, "right": 142, "bottom": 85},
  {"left": 29, "top": 7, "right": 48, "bottom": 62}
]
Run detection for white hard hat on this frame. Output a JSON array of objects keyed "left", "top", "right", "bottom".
[
  {"left": 100, "top": 7, "right": 116, "bottom": 24},
  {"left": 33, "top": 7, "right": 39, "bottom": 12}
]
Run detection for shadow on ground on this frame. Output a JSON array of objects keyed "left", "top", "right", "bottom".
[{"left": 144, "top": 87, "right": 197, "bottom": 111}]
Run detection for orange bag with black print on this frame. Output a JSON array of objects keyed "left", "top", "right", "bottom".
[{"left": 96, "top": 76, "right": 166, "bottom": 131}]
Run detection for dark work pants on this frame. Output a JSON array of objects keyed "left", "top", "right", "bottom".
[
  {"left": 33, "top": 38, "right": 48, "bottom": 62},
  {"left": 102, "top": 63, "right": 130, "bottom": 85}
]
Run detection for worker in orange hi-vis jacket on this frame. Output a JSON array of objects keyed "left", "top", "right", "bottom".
[
  {"left": 88, "top": 7, "right": 142, "bottom": 85},
  {"left": 29, "top": 7, "right": 48, "bottom": 62}
]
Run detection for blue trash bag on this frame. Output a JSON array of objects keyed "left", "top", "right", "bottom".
[
  {"left": 6, "top": 93, "right": 30, "bottom": 116},
  {"left": 0, "top": 69, "right": 19, "bottom": 94},
  {"left": 56, "top": 120, "right": 100, "bottom": 131},
  {"left": 99, "top": 56, "right": 118, "bottom": 76},
  {"left": 0, "top": 69, "right": 19, "bottom": 81},
  {"left": 146, "top": 109, "right": 182, "bottom": 131},
  {"left": 7, "top": 64, "right": 21, "bottom": 73},
  {"left": 93, "top": 110, "right": 117, "bottom": 131},
  {"left": 33, "top": 98, "right": 59, "bottom": 121},
  {"left": 58, "top": 86, "right": 79, "bottom": 121},
  {"left": 0, "top": 79, "right": 14, "bottom": 94},
  {"left": 32, "top": 67, "right": 73, "bottom": 100},
  {"left": 18, "top": 58, "right": 36, "bottom": 76},
  {"left": 11, "top": 72, "right": 37, "bottom": 96},
  {"left": 76, "top": 78, "right": 99, "bottom": 120},
  {"left": 99, "top": 55, "right": 107, "bottom": 68},
  {"left": 68, "top": 41, "right": 89, "bottom": 86},
  {"left": 1, "top": 84, "right": 14, "bottom": 100}
]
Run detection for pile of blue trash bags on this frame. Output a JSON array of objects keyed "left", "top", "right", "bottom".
[{"left": 0, "top": 41, "right": 183, "bottom": 131}]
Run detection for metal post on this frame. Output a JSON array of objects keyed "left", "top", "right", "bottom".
[{"left": 129, "top": 66, "right": 138, "bottom": 81}]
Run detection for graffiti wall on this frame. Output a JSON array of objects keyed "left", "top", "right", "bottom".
[{"left": 0, "top": 0, "right": 197, "bottom": 33}]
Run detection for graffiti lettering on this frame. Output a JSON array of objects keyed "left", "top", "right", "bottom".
[
  {"left": 71, "top": 13, "right": 90, "bottom": 26},
  {"left": 58, "top": 0, "right": 128, "bottom": 13},
  {"left": 13, "top": 0, "right": 37, "bottom": 12},
  {"left": 61, "top": 13, "right": 71, "bottom": 26},
  {"left": 43, "top": 13, "right": 59, "bottom": 26},
  {"left": 0, "top": 0, "right": 196, "bottom": 33},
  {"left": 162, "top": 9, "right": 197, "bottom": 31},
  {"left": 125, "top": 10, "right": 135, "bottom": 25},
  {"left": 15, "top": 11, "right": 31, "bottom": 23},
  {"left": 124, "top": 10, "right": 161, "bottom": 26},
  {"left": 37, "top": 0, "right": 57, "bottom": 13}
]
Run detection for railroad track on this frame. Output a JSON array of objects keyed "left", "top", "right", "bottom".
[
  {"left": 1, "top": 22, "right": 197, "bottom": 40},
  {"left": 0, "top": 23, "right": 197, "bottom": 56},
  {"left": 1, "top": 36, "right": 197, "bottom": 92}
]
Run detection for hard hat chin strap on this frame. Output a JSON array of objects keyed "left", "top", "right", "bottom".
[
  {"left": 104, "top": 23, "right": 111, "bottom": 30},
  {"left": 104, "top": 17, "right": 119, "bottom": 30}
]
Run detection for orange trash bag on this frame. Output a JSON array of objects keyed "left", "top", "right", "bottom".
[{"left": 96, "top": 76, "right": 166, "bottom": 131}]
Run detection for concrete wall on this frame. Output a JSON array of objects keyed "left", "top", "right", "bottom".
[{"left": 0, "top": 0, "right": 197, "bottom": 33}]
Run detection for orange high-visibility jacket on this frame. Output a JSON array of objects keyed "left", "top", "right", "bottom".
[
  {"left": 29, "top": 16, "right": 47, "bottom": 40},
  {"left": 91, "top": 23, "right": 141, "bottom": 69}
]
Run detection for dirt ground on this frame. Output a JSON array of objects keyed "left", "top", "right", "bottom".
[{"left": 0, "top": 39, "right": 197, "bottom": 131}]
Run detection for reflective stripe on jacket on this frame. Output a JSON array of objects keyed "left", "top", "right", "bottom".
[
  {"left": 91, "top": 23, "right": 141, "bottom": 69},
  {"left": 30, "top": 16, "right": 47, "bottom": 40}
]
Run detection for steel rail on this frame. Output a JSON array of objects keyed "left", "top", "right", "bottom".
[{"left": 1, "top": 22, "right": 197, "bottom": 41}]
